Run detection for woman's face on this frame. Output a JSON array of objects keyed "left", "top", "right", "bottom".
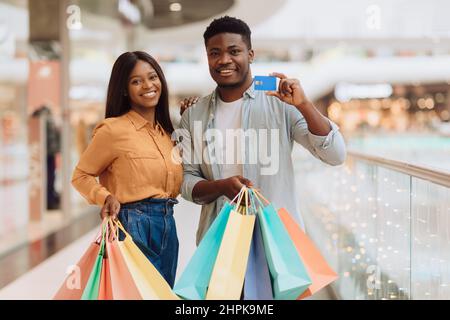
[{"left": 128, "top": 60, "right": 162, "bottom": 110}]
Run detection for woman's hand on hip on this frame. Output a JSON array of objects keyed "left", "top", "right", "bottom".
[{"left": 100, "top": 195, "right": 121, "bottom": 220}]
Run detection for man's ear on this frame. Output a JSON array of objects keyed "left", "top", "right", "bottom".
[{"left": 249, "top": 49, "right": 255, "bottom": 64}]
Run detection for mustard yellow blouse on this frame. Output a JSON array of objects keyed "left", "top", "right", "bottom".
[{"left": 72, "top": 110, "right": 183, "bottom": 206}]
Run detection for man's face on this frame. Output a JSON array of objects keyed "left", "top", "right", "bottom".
[{"left": 206, "top": 33, "right": 254, "bottom": 89}]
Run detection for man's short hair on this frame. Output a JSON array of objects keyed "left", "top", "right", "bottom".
[{"left": 203, "top": 16, "right": 252, "bottom": 49}]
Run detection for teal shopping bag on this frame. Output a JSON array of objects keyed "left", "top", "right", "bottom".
[
  {"left": 81, "top": 222, "right": 106, "bottom": 300},
  {"left": 174, "top": 202, "right": 233, "bottom": 300},
  {"left": 253, "top": 190, "right": 312, "bottom": 300}
]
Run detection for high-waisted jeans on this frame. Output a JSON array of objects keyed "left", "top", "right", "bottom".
[{"left": 118, "top": 198, "right": 179, "bottom": 288}]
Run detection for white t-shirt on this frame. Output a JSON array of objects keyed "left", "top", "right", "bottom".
[{"left": 215, "top": 97, "right": 244, "bottom": 178}]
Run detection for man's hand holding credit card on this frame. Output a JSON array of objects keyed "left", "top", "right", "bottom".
[
  {"left": 254, "top": 72, "right": 316, "bottom": 115},
  {"left": 263, "top": 72, "right": 311, "bottom": 110}
]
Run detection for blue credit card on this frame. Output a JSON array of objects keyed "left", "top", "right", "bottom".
[{"left": 254, "top": 76, "right": 277, "bottom": 91}]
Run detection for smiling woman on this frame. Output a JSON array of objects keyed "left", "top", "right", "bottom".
[
  {"left": 71, "top": 51, "right": 183, "bottom": 288},
  {"left": 128, "top": 60, "right": 162, "bottom": 123},
  {"left": 104, "top": 51, "right": 173, "bottom": 134}
]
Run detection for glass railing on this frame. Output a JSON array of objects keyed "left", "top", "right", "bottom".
[{"left": 292, "top": 146, "right": 450, "bottom": 300}]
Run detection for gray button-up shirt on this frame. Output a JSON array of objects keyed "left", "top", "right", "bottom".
[{"left": 177, "top": 84, "right": 347, "bottom": 245}]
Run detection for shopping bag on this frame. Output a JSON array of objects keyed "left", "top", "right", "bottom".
[
  {"left": 244, "top": 214, "right": 274, "bottom": 300},
  {"left": 81, "top": 223, "right": 107, "bottom": 300},
  {"left": 98, "top": 222, "right": 114, "bottom": 300},
  {"left": 173, "top": 202, "right": 234, "bottom": 300},
  {"left": 53, "top": 224, "right": 104, "bottom": 300},
  {"left": 105, "top": 220, "right": 142, "bottom": 300},
  {"left": 98, "top": 253, "right": 113, "bottom": 300},
  {"left": 278, "top": 208, "right": 338, "bottom": 299},
  {"left": 53, "top": 241, "right": 101, "bottom": 299},
  {"left": 253, "top": 189, "right": 312, "bottom": 300},
  {"left": 113, "top": 220, "right": 180, "bottom": 300},
  {"left": 207, "top": 190, "right": 256, "bottom": 300}
]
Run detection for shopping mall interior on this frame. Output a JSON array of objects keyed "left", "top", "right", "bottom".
[{"left": 0, "top": 0, "right": 449, "bottom": 300}]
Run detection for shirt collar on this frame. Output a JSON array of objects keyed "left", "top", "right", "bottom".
[
  {"left": 210, "top": 82, "right": 256, "bottom": 106},
  {"left": 126, "top": 109, "right": 164, "bottom": 134},
  {"left": 244, "top": 82, "right": 256, "bottom": 99}
]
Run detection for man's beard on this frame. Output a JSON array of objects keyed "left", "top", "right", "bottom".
[{"left": 217, "top": 69, "right": 250, "bottom": 89}]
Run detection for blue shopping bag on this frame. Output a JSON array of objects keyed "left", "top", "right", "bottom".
[
  {"left": 244, "top": 214, "right": 274, "bottom": 300},
  {"left": 174, "top": 202, "right": 233, "bottom": 300},
  {"left": 253, "top": 190, "right": 312, "bottom": 300}
]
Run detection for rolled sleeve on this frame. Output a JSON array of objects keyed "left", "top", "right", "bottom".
[
  {"left": 309, "top": 120, "right": 347, "bottom": 166},
  {"left": 288, "top": 105, "right": 347, "bottom": 166},
  {"left": 72, "top": 167, "right": 111, "bottom": 206},
  {"left": 307, "top": 119, "right": 340, "bottom": 150},
  {"left": 95, "top": 188, "right": 111, "bottom": 206},
  {"left": 181, "top": 174, "right": 206, "bottom": 202}
]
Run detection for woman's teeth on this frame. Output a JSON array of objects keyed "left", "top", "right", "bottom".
[{"left": 142, "top": 91, "right": 157, "bottom": 98}]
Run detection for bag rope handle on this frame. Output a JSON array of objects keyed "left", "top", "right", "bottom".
[{"left": 252, "top": 188, "right": 270, "bottom": 205}]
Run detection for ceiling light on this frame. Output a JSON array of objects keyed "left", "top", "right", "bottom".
[{"left": 170, "top": 3, "right": 182, "bottom": 12}]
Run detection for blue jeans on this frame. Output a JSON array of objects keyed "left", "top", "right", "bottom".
[{"left": 118, "top": 198, "right": 179, "bottom": 288}]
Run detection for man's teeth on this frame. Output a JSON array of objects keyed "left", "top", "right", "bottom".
[{"left": 220, "top": 70, "right": 234, "bottom": 75}]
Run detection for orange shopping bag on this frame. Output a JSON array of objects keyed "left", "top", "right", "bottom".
[
  {"left": 278, "top": 208, "right": 338, "bottom": 299},
  {"left": 105, "top": 220, "right": 142, "bottom": 300},
  {"left": 98, "top": 250, "right": 113, "bottom": 300},
  {"left": 53, "top": 232, "right": 102, "bottom": 300}
]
